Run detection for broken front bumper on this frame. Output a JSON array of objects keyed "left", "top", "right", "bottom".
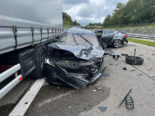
[{"left": 45, "top": 63, "right": 106, "bottom": 89}]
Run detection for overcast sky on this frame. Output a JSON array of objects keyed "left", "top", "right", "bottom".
[{"left": 62, "top": 0, "right": 128, "bottom": 26}]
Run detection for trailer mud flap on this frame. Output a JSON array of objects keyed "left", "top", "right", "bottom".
[{"left": 19, "top": 49, "right": 35, "bottom": 78}]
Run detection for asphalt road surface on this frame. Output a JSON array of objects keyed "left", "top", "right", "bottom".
[{"left": 0, "top": 42, "right": 155, "bottom": 116}]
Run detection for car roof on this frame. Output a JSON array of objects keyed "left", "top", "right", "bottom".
[{"left": 66, "top": 27, "right": 96, "bottom": 35}]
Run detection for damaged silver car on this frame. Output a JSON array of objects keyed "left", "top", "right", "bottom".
[{"left": 45, "top": 27, "right": 105, "bottom": 89}]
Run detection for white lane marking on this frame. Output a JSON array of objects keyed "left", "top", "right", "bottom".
[
  {"left": 9, "top": 78, "right": 45, "bottom": 116},
  {"left": 38, "top": 91, "right": 74, "bottom": 107}
]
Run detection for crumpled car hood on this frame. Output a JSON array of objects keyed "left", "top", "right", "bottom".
[{"left": 48, "top": 43, "right": 104, "bottom": 60}]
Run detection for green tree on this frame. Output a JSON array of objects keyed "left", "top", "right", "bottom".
[
  {"left": 63, "top": 12, "right": 80, "bottom": 27},
  {"left": 102, "top": 0, "right": 155, "bottom": 27},
  {"left": 103, "top": 15, "right": 112, "bottom": 27}
]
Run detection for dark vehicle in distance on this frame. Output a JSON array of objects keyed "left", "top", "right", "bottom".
[
  {"left": 96, "top": 30, "right": 128, "bottom": 48},
  {"left": 45, "top": 27, "right": 105, "bottom": 89}
]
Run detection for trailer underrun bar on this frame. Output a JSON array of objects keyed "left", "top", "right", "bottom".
[{"left": 0, "top": 64, "right": 22, "bottom": 99}]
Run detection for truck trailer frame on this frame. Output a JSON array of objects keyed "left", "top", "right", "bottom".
[{"left": 0, "top": 0, "right": 63, "bottom": 99}]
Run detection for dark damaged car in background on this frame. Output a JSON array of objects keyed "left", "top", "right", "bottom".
[
  {"left": 45, "top": 27, "right": 105, "bottom": 89},
  {"left": 95, "top": 30, "right": 128, "bottom": 48}
]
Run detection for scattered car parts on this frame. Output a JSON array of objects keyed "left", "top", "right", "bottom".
[
  {"left": 123, "top": 67, "right": 127, "bottom": 71},
  {"left": 125, "top": 95, "right": 134, "bottom": 110},
  {"left": 122, "top": 49, "right": 144, "bottom": 65},
  {"left": 126, "top": 56, "right": 144, "bottom": 65},
  {"left": 98, "top": 106, "right": 107, "bottom": 112},
  {"left": 104, "top": 50, "right": 120, "bottom": 60},
  {"left": 118, "top": 89, "right": 133, "bottom": 108}
]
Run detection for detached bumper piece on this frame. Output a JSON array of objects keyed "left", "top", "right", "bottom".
[{"left": 45, "top": 64, "right": 105, "bottom": 89}]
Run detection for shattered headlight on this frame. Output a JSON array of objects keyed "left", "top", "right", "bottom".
[
  {"left": 56, "top": 60, "right": 80, "bottom": 69},
  {"left": 55, "top": 60, "right": 95, "bottom": 69}
]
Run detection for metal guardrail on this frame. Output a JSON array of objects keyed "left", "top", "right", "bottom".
[{"left": 127, "top": 33, "right": 155, "bottom": 40}]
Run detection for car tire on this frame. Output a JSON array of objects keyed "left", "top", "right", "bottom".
[
  {"left": 113, "top": 40, "right": 122, "bottom": 48},
  {"left": 31, "top": 47, "right": 47, "bottom": 79},
  {"left": 126, "top": 56, "right": 144, "bottom": 65}
]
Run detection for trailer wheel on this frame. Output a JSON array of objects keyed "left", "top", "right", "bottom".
[{"left": 31, "top": 47, "right": 47, "bottom": 79}]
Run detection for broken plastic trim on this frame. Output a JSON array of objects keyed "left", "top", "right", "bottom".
[
  {"left": 45, "top": 63, "right": 106, "bottom": 89},
  {"left": 54, "top": 64, "right": 89, "bottom": 89},
  {"left": 89, "top": 66, "right": 107, "bottom": 84}
]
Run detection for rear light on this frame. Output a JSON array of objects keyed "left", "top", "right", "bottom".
[
  {"left": 125, "top": 35, "right": 127, "bottom": 38},
  {"left": 19, "top": 77, "right": 23, "bottom": 81}
]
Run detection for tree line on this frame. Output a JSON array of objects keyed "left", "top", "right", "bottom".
[
  {"left": 103, "top": 0, "right": 155, "bottom": 27},
  {"left": 86, "top": 0, "right": 155, "bottom": 28},
  {"left": 63, "top": 12, "right": 80, "bottom": 27}
]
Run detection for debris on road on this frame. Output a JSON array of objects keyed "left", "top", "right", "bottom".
[
  {"left": 123, "top": 67, "right": 127, "bottom": 71},
  {"left": 98, "top": 106, "right": 107, "bottom": 112},
  {"left": 92, "top": 86, "right": 105, "bottom": 92},
  {"left": 121, "top": 54, "right": 128, "bottom": 57},
  {"left": 126, "top": 56, "right": 144, "bottom": 65},
  {"left": 125, "top": 95, "right": 134, "bottom": 110},
  {"left": 104, "top": 50, "right": 120, "bottom": 60},
  {"left": 118, "top": 89, "right": 132, "bottom": 108},
  {"left": 122, "top": 49, "right": 144, "bottom": 65}
]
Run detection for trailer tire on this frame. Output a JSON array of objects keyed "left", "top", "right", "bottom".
[
  {"left": 31, "top": 46, "right": 47, "bottom": 79},
  {"left": 126, "top": 56, "right": 144, "bottom": 65}
]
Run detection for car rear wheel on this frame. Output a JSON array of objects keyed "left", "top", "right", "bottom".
[{"left": 113, "top": 40, "right": 122, "bottom": 48}]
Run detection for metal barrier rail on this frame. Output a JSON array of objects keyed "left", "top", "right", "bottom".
[
  {"left": 127, "top": 33, "right": 155, "bottom": 40},
  {"left": 0, "top": 64, "right": 22, "bottom": 99}
]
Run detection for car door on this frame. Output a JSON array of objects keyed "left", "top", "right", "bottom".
[{"left": 101, "top": 30, "right": 114, "bottom": 44}]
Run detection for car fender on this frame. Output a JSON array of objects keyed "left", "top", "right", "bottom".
[{"left": 112, "top": 35, "right": 124, "bottom": 43}]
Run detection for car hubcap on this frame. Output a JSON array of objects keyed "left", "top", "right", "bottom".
[{"left": 114, "top": 40, "right": 122, "bottom": 48}]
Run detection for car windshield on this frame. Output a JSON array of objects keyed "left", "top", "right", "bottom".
[{"left": 58, "top": 32, "right": 100, "bottom": 48}]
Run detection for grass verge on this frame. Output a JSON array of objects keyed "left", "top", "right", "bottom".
[{"left": 127, "top": 38, "right": 155, "bottom": 47}]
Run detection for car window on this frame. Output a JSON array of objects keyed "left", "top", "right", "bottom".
[{"left": 104, "top": 30, "right": 115, "bottom": 34}]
